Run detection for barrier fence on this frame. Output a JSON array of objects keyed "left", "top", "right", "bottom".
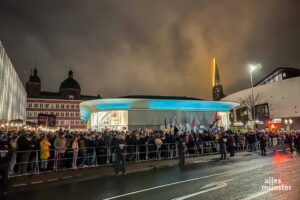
[{"left": 8, "top": 140, "right": 286, "bottom": 178}]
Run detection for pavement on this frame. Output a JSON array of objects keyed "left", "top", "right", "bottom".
[{"left": 6, "top": 148, "right": 300, "bottom": 200}]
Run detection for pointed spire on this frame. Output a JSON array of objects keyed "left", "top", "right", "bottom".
[
  {"left": 34, "top": 66, "right": 37, "bottom": 76},
  {"left": 212, "top": 58, "right": 221, "bottom": 87}
]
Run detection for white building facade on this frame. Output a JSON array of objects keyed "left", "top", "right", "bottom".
[
  {"left": 222, "top": 76, "right": 300, "bottom": 131},
  {"left": 0, "top": 41, "right": 27, "bottom": 122}
]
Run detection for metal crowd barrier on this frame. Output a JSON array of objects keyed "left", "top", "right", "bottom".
[{"left": 8, "top": 140, "right": 286, "bottom": 178}]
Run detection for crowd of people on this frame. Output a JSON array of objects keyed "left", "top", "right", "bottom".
[
  {"left": 0, "top": 128, "right": 299, "bottom": 173},
  {"left": 1, "top": 128, "right": 300, "bottom": 196}
]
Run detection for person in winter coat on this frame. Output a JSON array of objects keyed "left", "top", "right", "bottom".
[
  {"left": 114, "top": 134, "right": 126, "bottom": 175},
  {"left": 0, "top": 135, "right": 12, "bottom": 197},
  {"left": 17, "top": 134, "right": 33, "bottom": 174},
  {"left": 227, "top": 132, "right": 236, "bottom": 157},
  {"left": 259, "top": 133, "right": 267, "bottom": 156},
  {"left": 219, "top": 132, "right": 227, "bottom": 159},
  {"left": 40, "top": 135, "right": 51, "bottom": 171},
  {"left": 178, "top": 136, "right": 186, "bottom": 166},
  {"left": 72, "top": 136, "right": 79, "bottom": 169},
  {"left": 54, "top": 133, "right": 66, "bottom": 170}
]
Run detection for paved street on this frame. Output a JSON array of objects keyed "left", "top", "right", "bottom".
[{"left": 8, "top": 150, "right": 300, "bottom": 200}]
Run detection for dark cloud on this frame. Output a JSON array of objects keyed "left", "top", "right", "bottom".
[{"left": 1, "top": 0, "right": 300, "bottom": 99}]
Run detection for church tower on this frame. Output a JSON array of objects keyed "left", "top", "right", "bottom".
[
  {"left": 26, "top": 67, "right": 41, "bottom": 98},
  {"left": 212, "top": 58, "right": 225, "bottom": 101}
]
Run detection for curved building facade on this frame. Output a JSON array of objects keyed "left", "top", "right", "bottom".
[
  {"left": 222, "top": 76, "right": 300, "bottom": 130},
  {"left": 80, "top": 97, "right": 239, "bottom": 131}
]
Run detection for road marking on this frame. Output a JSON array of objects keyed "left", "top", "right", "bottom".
[
  {"left": 171, "top": 179, "right": 234, "bottom": 200},
  {"left": 62, "top": 176, "right": 73, "bottom": 179},
  {"left": 104, "top": 162, "right": 288, "bottom": 200},
  {"left": 47, "top": 178, "right": 59, "bottom": 182},
  {"left": 103, "top": 171, "right": 233, "bottom": 200},
  {"left": 240, "top": 190, "right": 273, "bottom": 200},
  {"left": 31, "top": 181, "right": 44, "bottom": 184},
  {"left": 13, "top": 183, "right": 27, "bottom": 187}
]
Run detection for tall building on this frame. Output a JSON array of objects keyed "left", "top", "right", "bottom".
[
  {"left": 0, "top": 41, "right": 27, "bottom": 122},
  {"left": 26, "top": 69, "right": 99, "bottom": 130},
  {"left": 212, "top": 58, "right": 225, "bottom": 101}
]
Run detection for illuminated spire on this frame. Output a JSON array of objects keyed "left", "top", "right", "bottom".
[{"left": 212, "top": 58, "right": 221, "bottom": 87}]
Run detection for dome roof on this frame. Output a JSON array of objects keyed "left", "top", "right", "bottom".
[{"left": 59, "top": 70, "right": 81, "bottom": 90}]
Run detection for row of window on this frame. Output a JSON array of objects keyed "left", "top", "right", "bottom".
[
  {"left": 27, "top": 120, "right": 85, "bottom": 126},
  {"left": 27, "top": 111, "right": 80, "bottom": 118},
  {"left": 57, "top": 120, "right": 85, "bottom": 125},
  {"left": 28, "top": 103, "right": 80, "bottom": 110},
  {"left": 263, "top": 73, "right": 286, "bottom": 85}
]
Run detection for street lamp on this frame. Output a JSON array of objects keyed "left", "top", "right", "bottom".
[{"left": 249, "top": 63, "right": 262, "bottom": 122}]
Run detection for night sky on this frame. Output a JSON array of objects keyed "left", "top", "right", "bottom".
[{"left": 0, "top": 0, "right": 300, "bottom": 99}]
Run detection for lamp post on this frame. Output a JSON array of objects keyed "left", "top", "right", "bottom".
[{"left": 249, "top": 64, "right": 258, "bottom": 122}]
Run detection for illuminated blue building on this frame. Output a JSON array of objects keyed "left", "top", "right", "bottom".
[{"left": 80, "top": 96, "right": 239, "bottom": 131}]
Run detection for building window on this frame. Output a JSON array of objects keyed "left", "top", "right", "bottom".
[
  {"left": 71, "top": 105, "right": 74, "bottom": 109},
  {"left": 56, "top": 112, "right": 59, "bottom": 116},
  {"left": 66, "top": 112, "right": 69, "bottom": 117},
  {"left": 71, "top": 112, "right": 74, "bottom": 117},
  {"left": 255, "top": 103, "right": 269, "bottom": 119},
  {"left": 56, "top": 104, "right": 59, "bottom": 109},
  {"left": 76, "top": 112, "right": 79, "bottom": 117},
  {"left": 76, "top": 105, "right": 79, "bottom": 109},
  {"left": 66, "top": 105, "right": 69, "bottom": 109},
  {"left": 76, "top": 121, "right": 79, "bottom": 125},
  {"left": 34, "top": 104, "right": 38, "bottom": 108},
  {"left": 50, "top": 104, "right": 54, "bottom": 109},
  {"left": 45, "top": 104, "right": 49, "bottom": 108},
  {"left": 61, "top": 104, "right": 65, "bottom": 109},
  {"left": 61, "top": 121, "right": 64, "bottom": 125},
  {"left": 278, "top": 74, "right": 283, "bottom": 81},
  {"left": 71, "top": 120, "right": 74, "bottom": 125},
  {"left": 34, "top": 112, "right": 37, "bottom": 117},
  {"left": 28, "top": 103, "right": 32, "bottom": 108}
]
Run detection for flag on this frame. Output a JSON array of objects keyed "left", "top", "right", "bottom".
[
  {"left": 192, "top": 119, "right": 196, "bottom": 127},
  {"left": 211, "top": 112, "right": 221, "bottom": 133}
]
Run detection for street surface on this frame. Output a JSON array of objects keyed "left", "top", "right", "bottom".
[{"left": 8, "top": 150, "right": 300, "bottom": 200}]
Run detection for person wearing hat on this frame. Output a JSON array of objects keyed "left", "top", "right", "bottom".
[{"left": 0, "top": 134, "right": 12, "bottom": 197}]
